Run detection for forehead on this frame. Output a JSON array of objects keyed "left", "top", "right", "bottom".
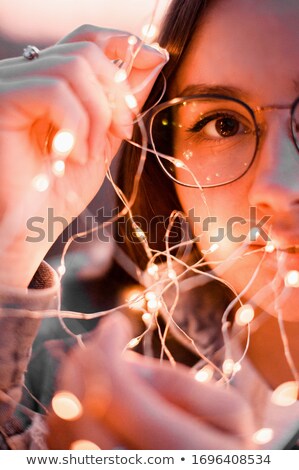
[{"left": 174, "top": 0, "right": 299, "bottom": 103}]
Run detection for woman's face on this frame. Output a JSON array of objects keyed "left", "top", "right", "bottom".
[{"left": 172, "top": 0, "right": 299, "bottom": 321}]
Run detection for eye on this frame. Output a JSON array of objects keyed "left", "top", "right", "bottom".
[
  {"left": 213, "top": 116, "right": 239, "bottom": 137},
  {"left": 187, "top": 112, "right": 249, "bottom": 139}
]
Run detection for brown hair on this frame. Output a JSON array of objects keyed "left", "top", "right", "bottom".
[{"left": 116, "top": 0, "right": 213, "bottom": 269}]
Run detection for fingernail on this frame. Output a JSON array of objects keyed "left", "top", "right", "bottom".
[{"left": 147, "top": 43, "right": 169, "bottom": 62}]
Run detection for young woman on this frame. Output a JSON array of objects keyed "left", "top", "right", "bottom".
[{"left": 0, "top": 0, "right": 298, "bottom": 450}]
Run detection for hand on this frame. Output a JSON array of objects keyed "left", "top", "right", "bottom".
[
  {"left": 47, "top": 314, "right": 256, "bottom": 450},
  {"left": 0, "top": 26, "right": 168, "bottom": 286}
]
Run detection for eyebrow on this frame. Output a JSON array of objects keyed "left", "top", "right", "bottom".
[{"left": 177, "top": 83, "right": 251, "bottom": 100}]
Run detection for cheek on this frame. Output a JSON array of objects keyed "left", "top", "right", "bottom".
[{"left": 176, "top": 182, "right": 251, "bottom": 255}]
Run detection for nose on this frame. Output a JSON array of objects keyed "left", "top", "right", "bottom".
[{"left": 248, "top": 114, "right": 299, "bottom": 215}]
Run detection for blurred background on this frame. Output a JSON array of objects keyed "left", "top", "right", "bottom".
[{"left": 0, "top": 0, "right": 170, "bottom": 58}]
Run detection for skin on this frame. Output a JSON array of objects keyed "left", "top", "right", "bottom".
[{"left": 173, "top": 0, "right": 299, "bottom": 326}]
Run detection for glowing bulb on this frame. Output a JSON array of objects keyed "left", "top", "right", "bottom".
[
  {"left": 167, "top": 269, "right": 177, "bottom": 280},
  {"left": 141, "top": 24, "right": 158, "bottom": 40},
  {"left": 70, "top": 440, "right": 100, "bottom": 450},
  {"left": 147, "top": 264, "right": 159, "bottom": 276},
  {"left": 125, "top": 94, "right": 138, "bottom": 110},
  {"left": 52, "top": 130, "right": 75, "bottom": 156},
  {"left": 174, "top": 159, "right": 184, "bottom": 168},
  {"left": 128, "top": 35, "right": 138, "bottom": 46},
  {"left": 134, "top": 226, "right": 146, "bottom": 241},
  {"left": 194, "top": 365, "right": 214, "bottom": 383},
  {"left": 265, "top": 242, "right": 276, "bottom": 253},
  {"left": 52, "top": 391, "right": 83, "bottom": 421},
  {"left": 114, "top": 68, "right": 127, "bottom": 83},
  {"left": 222, "top": 359, "right": 235, "bottom": 375},
  {"left": 235, "top": 304, "right": 255, "bottom": 326},
  {"left": 32, "top": 173, "right": 49, "bottom": 192},
  {"left": 145, "top": 291, "right": 157, "bottom": 301},
  {"left": 271, "top": 381, "right": 298, "bottom": 407},
  {"left": 284, "top": 270, "right": 299, "bottom": 288},
  {"left": 209, "top": 243, "right": 219, "bottom": 253},
  {"left": 147, "top": 298, "right": 159, "bottom": 312},
  {"left": 142, "top": 312, "right": 152, "bottom": 325},
  {"left": 233, "top": 362, "right": 242, "bottom": 373},
  {"left": 252, "top": 428, "right": 274, "bottom": 445},
  {"left": 52, "top": 159, "right": 65, "bottom": 177},
  {"left": 58, "top": 265, "right": 66, "bottom": 276},
  {"left": 125, "top": 287, "right": 145, "bottom": 311},
  {"left": 128, "top": 337, "right": 140, "bottom": 349}
]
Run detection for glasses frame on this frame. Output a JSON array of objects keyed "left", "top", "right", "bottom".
[{"left": 148, "top": 93, "right": 299, "bottom": 188}]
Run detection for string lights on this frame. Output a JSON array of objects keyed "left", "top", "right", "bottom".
[
  {"left": 19, "top": 1, "right": 299, "bottom": 450},
  {"left": 51, "top": 391, "right": 83, "bottom": 421}
]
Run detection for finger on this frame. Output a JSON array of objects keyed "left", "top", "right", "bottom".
[
  {"left": 0, "top": 77, "right": 89, "bottom": 164},
  {"left": 125, "top": 353, "right": 256, "bottom": 437},
  {"left": 57, "top": 25, "right": 168, "bottom": 108},
  {"left": 83, "top": 315, "right": 250, "bottom": 449},
  {"left": 5, "top": 46, "right": 134, "bottom": 144}
]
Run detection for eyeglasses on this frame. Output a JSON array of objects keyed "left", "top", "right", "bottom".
[{"left": 149, "top": 94, "right": 299, "bottom": 188}]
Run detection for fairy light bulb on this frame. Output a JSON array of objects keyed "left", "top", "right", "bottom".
[
  {"left": 167, "top": 269, "right": 177, "bottom": 280},
  {"left": 32, "top": 173, "right": 49, "bottom": 192},
  {"left": 235, "top": 304, "right": 255, "bottom": 326},
  {"left": 252, "top": 428, "right": 274, "bottom": 445},
  {"left": 58, "top": 265, "right": 66, "bottom": 276},
  {"left": 125, "top": 94, "right": 138, "bottom": 110},
  {"left": 222, "top": 358, "right": 235, "bottom": 375},
  {"left": 174, "top": 159, "right": 184, "bottom": 168},
  {"left": 128, "top": 35, "right": 138, "bottom": 46},
  {"left": 147, "top": 264, "right": 159, "bottom": 276},
  {"left": 271, "top": 381, "right": 298, "bottom": 407},
  {"left": 265, "top": 241, "right": 276, "bottom": 253},
  {"left": 70, "top": 440, "right": 100, "bottom": 450},
  {"left": 128, "top": 337, "right": 140, "bottom": 349},
  {"left": 233, "top": 362, "right": 242, "bottom": 373},
  {"left": 134, "top": 226, "right": 146, "bottom": 241},
  {"left": 141, "top": 23, "right": 158, "bottom": 41},
  {"left": 52, "top": 391, "right": 83, "bottom": 421},
  {"left": 142, "top": 312, "right": 152, "bottom": 326},
  {"left": 52, "top": 130, "right": 75, "bottom": 157},
  {"left": 284, "top": 270, "right": 299, "bottom": 288},
  {"left": 145, "top": 291, "right": 157, "bottom": 301},
  {"left": 194, "top": 365, "right": 214, "bottom": 383},
  {"left": 209, "top": 243, "right": 219, "bottom": 253},
  {"left": 52, "top": 159, "right": 65, "bottom": 177},
  {"left": 147, "top": 298, "right": 159, "bottom": 313},
  {"left": 124, "top": 287, "right": 145, "bottom": 311},
  {"left": 114, "top": 68, "right": 127, "bottom": 83}
]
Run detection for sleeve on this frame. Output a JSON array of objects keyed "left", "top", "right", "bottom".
[{"left": 0, "top": 261, "right": 60, "bottom": 449}]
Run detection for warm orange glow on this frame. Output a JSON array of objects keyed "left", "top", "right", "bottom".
[
  {"left": 194, "top": 365, "right": 214, "bottom": 383},
  {"left": 52, "top": 159, "right": 65, "bottom": 177},
  {"left": 52, "top": 130, "right": 75, "bottom": 156},
  {"left": 252, "top": 428, "right": 274, "bottom": 445},
  {"left": 284, "top": 270, "right": 299, "bottom": 288},
  {"left": 32, "top": 174, "right": 49, "bottom": 192},
  {"left": 222, "top": 359, "right": 235, "bottom": 375},
  {"left": 271, "top": 381, "right": 298, "bottom": 407},
  {"left": 125, "top": 94, "right": 138, "bottom": 110},
  {"left": 125, "top": 287, "right": 145, "bottom": 311},
  {"left": 70, "top": 440, "right": 100, "bottom": 450},
  {"left": 52, "top": 391, "right": 83, "bottom": 421}
]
